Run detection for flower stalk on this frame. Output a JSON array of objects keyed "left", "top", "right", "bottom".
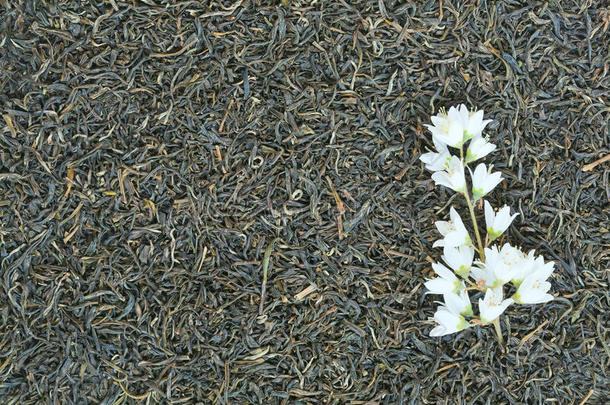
[
  {"left": 459, "top": 145, "right": 485, "bottom": 261},
  {"left": 464, "top": 188, "right": 485, "bottom": 262},
  {"left": 420, "top": 104, "right": 556, "bottom": 342}
]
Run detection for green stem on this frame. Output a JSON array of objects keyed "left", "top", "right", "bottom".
[
  {"left": 465, "top": 196, "right": 485, "bottom": 262},
  {"left": 460, "top": 147, "right": 485, "bottom": 262},
  {"left": 492, "top": 318, "right": 504, "bottom": 344}
]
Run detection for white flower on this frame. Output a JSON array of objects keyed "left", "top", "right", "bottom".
[
  {"left": 510, "top": 249, "right": 537, "bottom": 285},
  {"left": 483, "top": 244, "right": 536, "bottom": 285},
  {"left": 442, "top": 245, "right": 474, "bottom": 278},
  {"left": 426, "top": 106, "right": 466, "bottom": 148},
  {"left": 429, "top": 290, "right": 473, "bottom": 336},
  {"left": 479, "top": 287, "right": 514, "bottom": 324},
  {"left": 431, "top": 133, "right": 448, "bottom": 152},
  {"left": 420, "top": 135, "right": 452, "bottom": 171},
  {"left": 424, "top": 263, "right": 465, "bottom": 294},
  {"left": 431, "top": 155, "right": 466, "bottom": 193},
  {"left": 420, "top": 149, "right": 451, "bottom": 172},
  {"left": 466, "top": 136, "right": 496, "bottom": 163},
  {"left": 470, "top": 265, "right": 498, "bottom": 290},
  {"left": 443, "top": 290, "right": 473, "bottom": 317},
  {"left": 484, "top": 200, "right": 518, "bottom": 242},
  {"left": 429, "top": 307, "right": 470, "bottom": 336},
  {"left": 471, "top": 163, "right": 503, "bottom": 202},
  {"left": 513, "top": 257, "right": 555, "bottom": 304},
  {"left": 433, "top": 207, "right": 472, "bottom": 248},
  {"left": 457, "top": 104, "right": 492, "bottom": 140}
]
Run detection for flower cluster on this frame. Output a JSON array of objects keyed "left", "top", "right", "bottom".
[{"left": 420, "top": 105, "right": 555, "bottom": 340}]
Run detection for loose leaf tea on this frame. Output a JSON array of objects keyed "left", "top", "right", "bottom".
[{"left": 0, "top": 1, "right": 608, "bottom": 404}]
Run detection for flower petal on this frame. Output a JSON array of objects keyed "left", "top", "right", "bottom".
[
  {"left": 425, "top": 278, "right": 454, "bottom": 294},
  {"left": 431, "top": 263, "right": 456, "bottom": 281}
]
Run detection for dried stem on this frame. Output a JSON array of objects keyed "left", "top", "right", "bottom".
[
  {"left": 492, "top": 318, "right": 504, "bottom": 344},
  {"left": 259, "top": 237, "right": 280, "bottom": 315}
]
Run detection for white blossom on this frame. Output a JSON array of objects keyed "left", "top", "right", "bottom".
[
  {"left": 470, "top": 265, "right": 498, "bottom": 290},
  {"left": 484, "top": 200, "right": 519, "bottom": 242},
  {"left": 420, "top": 136, "right": 452, "bottom": 172},
  {"left": 420, "top": 149, "right": 452, "bottom": 172},
  {"left": 457, "top": 104, "right": 492, "bottom": 140},
  {"left": 433, "top": 207, "right": 472, "bottom": 248},
  {"left": 430, "top": 291, "right": 472, "bottom": 337},
  {"left": 479, "top": 287, "right": 514, "bottom": 324},
  {"left": 431, "top": 155, "right": 466, "bottom": 193},
  {"left": 466, "top": 136, "right": 496, "bottom": 163},
  {"left": 424, "top": 263, "right": 465, "bottom": 295},
  {"left": 444, "top": 290, "right": 473, "bottom": 317},
  {"left": 513, "top": 257, "right": 555, "bottom": 304},
  {"left": 442, "top": 245, "right": 474, "bottom": 278},
  {"left": 429, "top": 307, "right": 470, "bottom": 337},
  {"left": 425, "top": 106, "right": 466, "bottom": 148},
  {"left": 471, "top": 163, "right": 503, "bottom": 202},
  {"left": 483, "top": 244, "right": 535, "bottom": 285}
]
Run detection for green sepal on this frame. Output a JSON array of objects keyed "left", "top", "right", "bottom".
[
  {"left": 461, "top": 304, "right": 473, "bottom": 318},
  {"left": 452, "top": 280, "right": 466, "bottom": 293},
  {"left": 511, "top": 278, "right": 524, "bottom": 289},
  {"left": 472, "top": 187, "right": 485, "bottom": 202},
  {"left": 465, "top": 148, "right": 477, "bottom": 163},
  {"left": 511, "top": 291, "right": 523, "bottom": 304},
  {"left": 456, "top": 265, "right": 470, "bottom": 279},
  {"left": 487, "top": 227, "right": 501, "bottom": 243},
  {"left": 457, "top": 316, "right": 470, "bottom": 330}
]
